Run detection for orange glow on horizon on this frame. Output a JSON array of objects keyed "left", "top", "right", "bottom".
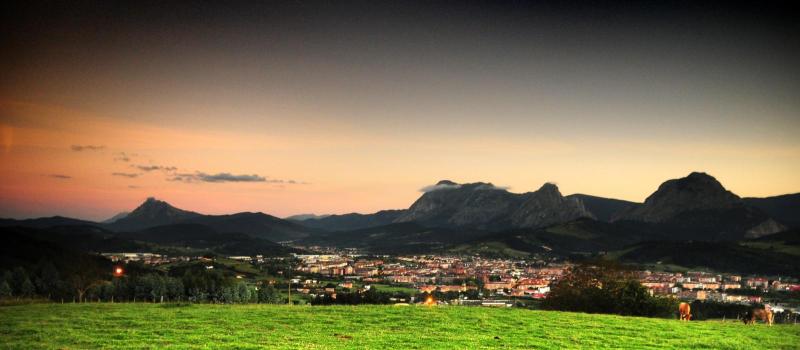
[{"left": 1, "top": 99, "right": 799, "bottom": 221}]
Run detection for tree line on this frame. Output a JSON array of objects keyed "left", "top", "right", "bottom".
[{"left": 0, "top": 262, "right": 285, "bottom": 304}]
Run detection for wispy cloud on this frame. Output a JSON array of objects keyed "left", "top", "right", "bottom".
[
  {"left": 198, "top": 173, "right": 266, "bottom": 182},
  {"left": 113, "top": 152, "right": 135, "bottom": 162},
  {"left": 421, "top": 182, "right": 462, "bottom": 192},
  {"left": 170, "top": 172, "right": 265, "bottom": 183},
  {"left": 168, "top": 171, "right": 306, "bottom": 184},
  {"left": 46, "top": 174, "right": 72, "bottom": 179},
  {"left": 134, "top": 164, "right": 177, "bottom": 172},
  {"left": 71, "top": 145, "right": 105, "bottom": 152},
  {"left": 128, "top": 185, "right": 140, "bottom": 189},
  {"left": 112, "top": 172, "right": 139, "bottom": 178}
]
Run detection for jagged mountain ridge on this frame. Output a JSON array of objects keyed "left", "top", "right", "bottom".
[{"left": 394, "top": 181, "right": 592, "bottom": 230}]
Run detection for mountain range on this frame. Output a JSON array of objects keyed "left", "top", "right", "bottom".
[
  {"left": 1, "top": 171, "right": 798, "bottom": 275},
  {"left": 295, "top": 172, "right": 792, "bottom": 238}
]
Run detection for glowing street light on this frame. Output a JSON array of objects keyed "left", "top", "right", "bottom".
[{"left": 113, "top": 266, "right": 124, "bottom": 277}]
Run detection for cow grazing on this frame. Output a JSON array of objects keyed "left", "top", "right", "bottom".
[
  {"left": 678, "top": 302, "right": 691, "bottom": 321},
  {"left": 743, "top": 308, "right": 774, "bottom": 326}
]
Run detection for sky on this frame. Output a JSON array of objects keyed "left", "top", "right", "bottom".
[{"left": 1, "top": 1, "right": 799, "bottom": 221}]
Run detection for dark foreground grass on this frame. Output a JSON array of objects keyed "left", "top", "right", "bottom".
[{"left": 1, "top": 303, "right": 798, "bottom": 349}]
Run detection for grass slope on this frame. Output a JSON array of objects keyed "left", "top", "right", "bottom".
[
  {"left": 1, "top": 304, "right": 798, "bottom": 349},
  {"left": 617, "top": 240, "right": 800, "bottom": 277}
]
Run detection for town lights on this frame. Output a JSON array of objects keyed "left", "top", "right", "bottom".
[{"left": 113, "top": 266, "right": 124, "bottom": 277}]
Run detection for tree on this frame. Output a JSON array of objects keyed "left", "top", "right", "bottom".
[
  {"left": 220, "top": 286, "right": 237, "bottom": 303},
  {"left": 236, "top": 282, "right": 251, "bottom": 303},
  {"left": 20, "top": 277, "right": 35, "bottom": 298},
  {"left": 36, "top": 262, "right": 61, "bottom": 299},
  {"left": 258, "top": 284, "right": 280, "bottom": 304},
  {"left": 11, "top": 267, "right": 29, "bottom": 295},
  {"left": 65, "top": 255, "right": 109, "bottom": 303},
  {"left": 0, "top": 280, "right": 12, "bottom": 299},
  {"left": 542, "top": 261, "right": 676, "bottom": 318},
  {"left": 166, "top": 277, "right": 184, "bottom": 302}
]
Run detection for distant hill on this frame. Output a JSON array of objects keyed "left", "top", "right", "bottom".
[
  {"left": 566, "top": 194, "right": 637, "bottom": 222},
  {"left": 616, "top": 239, "right": 800, "bottom": 277},
  {"left": 285, "top": 213, "right": 331, "bottom": 221},
  {"left": 0, "top": 216, "right": 99, "bottom": 229},
  {"left": 0, "top": 228, "right": 112, "bottom": 275},
  {"left": 183, "top": 212, "right": 313, "bottom": 242},
  {"left": 752, "top": 228, "right": 800, "bottom": 245},
  {"left": 449, "top": 218, "right": 657, "bottom": 258},
  {"left": 118, "top": 223, "right": 301, "bottom": 256},
  {"left": 0, "top": 225, "right": 143, "bottom": 262},
  {"left": 744, "top": 193, "right": 800, "bottom": 228},
  {"left": 101, "top": 211, "right": 130, "bottom": 224},
  {"left": 1, "top": 222, "right": 301, "bottom": 257},
  {"left": 294, "top": 210, "right": 405, "bottom": 231},
  {"left": 300, "top": 222, "right": 491, "bottom": 254},
  {"left": 103, "top": 198, "right": 314, "bottom": 242}
]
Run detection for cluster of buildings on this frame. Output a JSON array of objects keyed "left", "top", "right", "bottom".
[
  {"left": 290, "top": 253, "right": 799, "bottom": 306},
  {"left": 292, "top": 254, "right": 567, "bottom": 298},
  {"left": 639, "top": 270, "right": 800, "bottom": 302},
  {"left": 100, "top": 252, "right": 193, "bottom": 265}
]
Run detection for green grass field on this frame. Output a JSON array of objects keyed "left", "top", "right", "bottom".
[{"left": 1, "top": 304, "right": 798, "bottom": 349}]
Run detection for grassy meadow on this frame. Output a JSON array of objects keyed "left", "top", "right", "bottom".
[{"left": 1, "top": 303, "right": 798, "bottom": 349}]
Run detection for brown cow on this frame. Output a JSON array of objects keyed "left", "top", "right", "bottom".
[
  {"left": 679, "top": 302, "right": 691, "bottom": 321},
  {"left": 743, "top": 308, "right": 774, "bottom": 326}
]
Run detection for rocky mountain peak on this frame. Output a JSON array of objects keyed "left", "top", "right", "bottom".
[
  {"left": 133, "top": 197, "right": 182, "bottom": 215},
  {"left": 620, "top": 172, "right": 741, "bottom": 223},
  {"left": 108, "top": 197, "right": 201, "bottom": 231},
  {"left": 667, "top": 172, "right": 728, "bottom": 193},
  {"left": 536, "top": 182, "right": 560, "bottom": 195},
  {"left": 396, "top": 180, "right": 591, "bottom": 229}
]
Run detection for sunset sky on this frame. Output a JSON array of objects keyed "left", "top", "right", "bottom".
[{"left": 1, "top": 1, "right": 799, "bottom": 221}]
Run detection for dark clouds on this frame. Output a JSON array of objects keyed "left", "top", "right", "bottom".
[
  {"left": 71, "top": 145, "right": 105, "bottom": 152},
  {"left": 112, "top": 172, "right": 139, "bottom": 178},
  {"left": 169, "top": 172, "right": 265, "bottom": 183},
  {"left": 168, "top": 171, "right": 305, "bottom": 184},
  {"left": 134, "top": 165, "right": 177, "bottom": 172},
  {"left": 47, "top": 174, "right": 71, "bottom": 179},
  {"left": 197, "top": 173, "right": 265, "bottom": 182}
]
